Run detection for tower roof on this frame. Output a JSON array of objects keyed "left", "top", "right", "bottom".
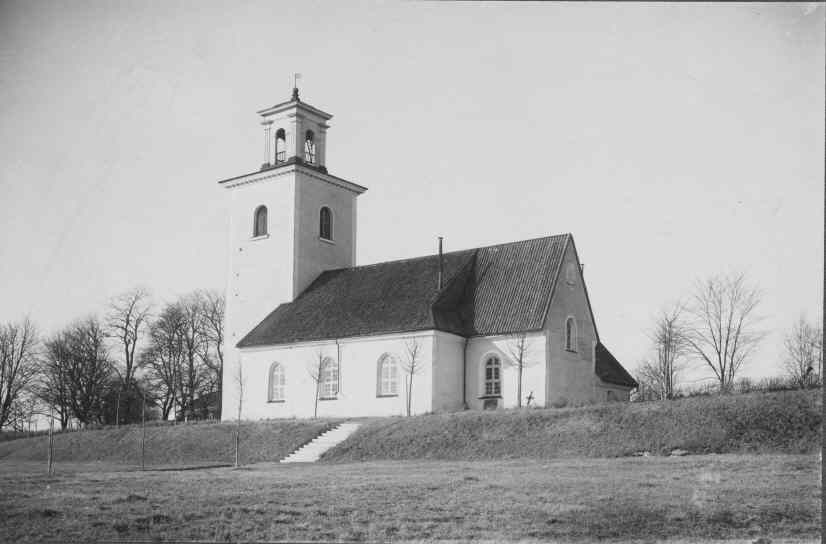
[{"left": 256, "top": 90, "right": 333, "bottom": 120}]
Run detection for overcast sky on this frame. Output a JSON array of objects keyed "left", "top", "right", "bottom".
[{"left": 1, "top": 1, "right": 823, "bottom": 383}]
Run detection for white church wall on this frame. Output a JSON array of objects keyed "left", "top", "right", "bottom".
[
  {"left": 431, "top": 331, "right": 465, "bottom": 412},
  {"left": 465, "top": 332, "right": 547, "bottom": 410},
  {"left": 237, "top": 331, "right": 436, "bottom": 419},
  {"left": 222, "top": 172, "right": 297, "bottom": 421},
  {"left": 544, "top": 240, "right": 599, "bottom": 406},
  {"left": 292, "top": 170, "right": 357, "bottom": 297}
]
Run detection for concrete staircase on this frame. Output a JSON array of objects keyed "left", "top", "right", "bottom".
[{"left": 280, "top": 422, "right": 361, "bottom": 463}]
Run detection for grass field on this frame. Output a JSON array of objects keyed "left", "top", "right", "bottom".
[
  {"left": 324, "top": 389, "right": 822, "bottom": 462},
  {"left": 0, "top": 418, "right": 341, "bottom": 467},
  {"left": 0, "top": 453, "right": 819, "bottom": 542}
]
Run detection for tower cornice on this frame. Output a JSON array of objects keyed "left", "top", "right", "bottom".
[
  {"left": 257, "top": 99, "right": 333, "bottom": 120},
  {"left": 217, "top": 163, "right": 367, "bottom": 195}
]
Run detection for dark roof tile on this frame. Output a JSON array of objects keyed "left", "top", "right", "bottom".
[
  {"left": 595, "top": 342, "right": 638, "bottom": 388},
  {"left": 238, "top": 234, "right": 568, "bottom": 347}
]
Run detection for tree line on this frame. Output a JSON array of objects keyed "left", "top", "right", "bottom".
[
  {"left": 634, "top": 272, "right": 822, "bottom": 400},
  {"left": 0, "top": 288, "right": 224, "bottom": 431}
]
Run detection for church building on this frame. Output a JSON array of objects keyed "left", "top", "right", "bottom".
[{"left": 219, "top": 89, "right": 636, "bottom": 420}]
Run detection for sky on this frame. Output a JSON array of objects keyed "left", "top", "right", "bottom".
[{"left": 0, "top": 1, "right": 823, "bottom": 385}]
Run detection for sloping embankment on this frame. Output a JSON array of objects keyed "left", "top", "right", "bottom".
[
  {"left": 321, "top": 389, "right": 821, "bottom": 462},
  {"left": 0, "top": 419, "right": 341, "bottom": 467}
]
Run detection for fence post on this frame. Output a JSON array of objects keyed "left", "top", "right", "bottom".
[
  {"left": 140, "top": 392, "right": 146, "bottom": 471},
  {"left": 47, "top": 405, "right": 54, "bottom": 476}
]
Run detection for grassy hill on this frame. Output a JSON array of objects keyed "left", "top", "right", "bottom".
[
  {"left": 0, "top": 390, "right": 819, "bottom": 467},
  {"left": 322, "top": 389, "right": 822, "bottom": 462},
  {"left": 0, "top": 419, "right": 340, "bottom": 467}
]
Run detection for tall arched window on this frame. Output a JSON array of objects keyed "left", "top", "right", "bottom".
[
  {"left": 376, "top": 353, "right": 399, "bottom": 396},
  {"left": 484, "top": 356, "right": 501, "bottom": 396},
  {"left": 268, "top": 362, "right": 285, "bottom": 402},
  {"left": 304, "top": 130, "right": 315, "bottom": 164},
  {"left": 319, "top": 206, "right": 332, "bottom": 240},
  {"left": 565, "top": 317, "right": 577, "bottom": 352},
  {"left": 253, "top": 205, "right": 268, "bottom": 237},
  {"left": 320, "top": 356, "right": 338, "bottom": 399},
  {"left": 274, "top": 128, "right": 286, "bottom": 163}
]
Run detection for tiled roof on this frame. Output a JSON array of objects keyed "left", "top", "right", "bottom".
[
  {"left": 595, "top": 342, "right": 638, "bottom": 388},
  {"left": 237, "top": 234, "right": 569, "bottom": 347}
]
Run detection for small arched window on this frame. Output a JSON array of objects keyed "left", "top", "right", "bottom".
[
  {"left": 565, "top": 317, "right": 577, "bottom": 352},
  {"left": 253, "top": 205, "right": 268, "bottom": 237},
  {"left": 304, "top": 130, "right": 315, "bottom": 164},
  {"left": 320, "top": 356, "right": 338, "bottom": 399},
  {"left": 275, "top": 128, "right": 286, "bottom": 163},
  {"left": 319, "top": 206, "right": 332, "bottom": 240},
  {"left": 268, "top": 362, "right": 285, "bottom": 402},
  {"left": 484, "top": 356, "right": 501, "bottom": 396},
  {"left": 376, "top": 353, "right": 399, "bottom": 396}
]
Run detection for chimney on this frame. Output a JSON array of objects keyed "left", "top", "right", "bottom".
[{"left": 437, "top": 237, "right": 444, "bottom": 290}]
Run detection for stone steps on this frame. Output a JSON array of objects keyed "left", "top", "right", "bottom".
[{"left": 280, "top": 422, "right": 361, "bottom": 463}]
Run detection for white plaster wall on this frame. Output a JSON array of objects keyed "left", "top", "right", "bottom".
[
  {"left": 465, "top": 332, "right": 547, "bottom": 410},
  {"left": 544, "top": 241, "right": 600, "bottom": 406},
  {"left": 431, "top": 332, "right": 465, "bottom": 412},
  {"left": 222, "top": 173, "right": 297, "bottom": 420},
  {"left": 237, "top": 332, "right": 436, "bottom": 419},
  {"left": 292, "top": 170, "right": 356, "bottom": 296}
]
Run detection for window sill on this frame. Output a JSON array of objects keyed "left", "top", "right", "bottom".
[
  {"left": 319, "top": 237, "right": 335, "bottom": 245},
  {"left": 376, "top": 394, "right": 399, "bottom": 398},
  {"left": 251, "top": 234, "right": 270, "bottom": 241},
  {"left": 319, "top": 396, "right": 338, "bottom": 401},
  {"left": 565, "top": 349, "right": 578, "bottom": 354},
  {"left": 478, "top": 395, "right": 502, "bottom": 400},
  {"left": 267, "top": 400, "right": 285, "bottom": 404}
]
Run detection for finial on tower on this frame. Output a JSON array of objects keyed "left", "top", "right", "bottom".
[{"left": 292, "top": 73, "right": 302, "bottom": 102}]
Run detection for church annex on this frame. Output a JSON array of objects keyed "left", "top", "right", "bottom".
[{"left": 219, "top": 89, "right": 636, "bottom": 420}]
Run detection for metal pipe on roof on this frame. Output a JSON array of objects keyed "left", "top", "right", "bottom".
[{"left": 437, "top": 236, "right": 444, "bottom": 290}]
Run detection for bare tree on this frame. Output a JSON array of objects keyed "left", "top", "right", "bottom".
[
  {"left": 0, "top": 317, "right": 40, "bottom": 430},
  {"left": 637, "top": 304, "right": 689, "bottom": 400},
  {"left": 195, "top": 289, "right": 225, "bottom": 418},
  {"left": 39, "top": 332, "right": 73, "bottom": 430},
  {"left": 175, "top": 294, "right": 218, "bottom": 420},
  {"left": 401, "top": 338, "right": 423, "bottom": 416},
  {"left": 234, "top": 360, "right": 245, "bottom": 467},
  {"left": 142, "top": 302, "right": 186, "bottom": 420},
  {"left": 686, "top": 273, "right": 763, "bottom": 393},
  {"left": 106, "top": 288, "right": 151, "bottom": 389},
  {"left": 65, "top": 318, "right": 114, "bottom": 425},
  {"left": 783, "top": 314, "right": 822, "bottom": 388},
  {"left": 505, "top": 333, "right": 535, "bottom": 407},
  {"left": 40, "top": 318, "right": 114, "bottom": 426},
  {"left": 307, "top": 350, "right": 326, "bottom": 419}
]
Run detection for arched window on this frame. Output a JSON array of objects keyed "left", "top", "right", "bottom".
[
  {"left": 274, "top": 128, "right": 286, "bottom": 163},
  {"left": 320, "top": 356, "right": 338, "bottom": 399},
  {"left": 565, "top": 317, "right": 577, "bottom": 352},
  {"left": 376, "top": 353, "right": 399, "bottom": 396},
  {"left": 319, "top": 206, "right": 332, "bottom": 240},
  {"left": 268, "top": 362, "right": 285, "bottom": 402},
  {"left": 484, "top": 356, "right": 501, "bottom": 396},
  {"left": 304, "top": 130, "right": 315, "bottom": 164},
  {"left": 253, "top": 205, "right": 268, "bottom": 237}
]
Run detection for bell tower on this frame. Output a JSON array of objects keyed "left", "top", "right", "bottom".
[{"left": 219, "top": 86, "right": 367, "bottom": 419}]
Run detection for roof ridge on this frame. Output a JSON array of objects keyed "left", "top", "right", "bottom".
[{"left": 323, "top": 233, "right": 570, "bottom": 274}]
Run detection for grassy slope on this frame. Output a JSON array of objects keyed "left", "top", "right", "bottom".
[
  {"left": 0, "top": 419, "right": 341, "bottom": 467},
  {"left": 0, "top": 454, "right": 819, "bottom": 542},
  {"left": 323, "top": 389, "right": 822, "bottom": 462}
]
